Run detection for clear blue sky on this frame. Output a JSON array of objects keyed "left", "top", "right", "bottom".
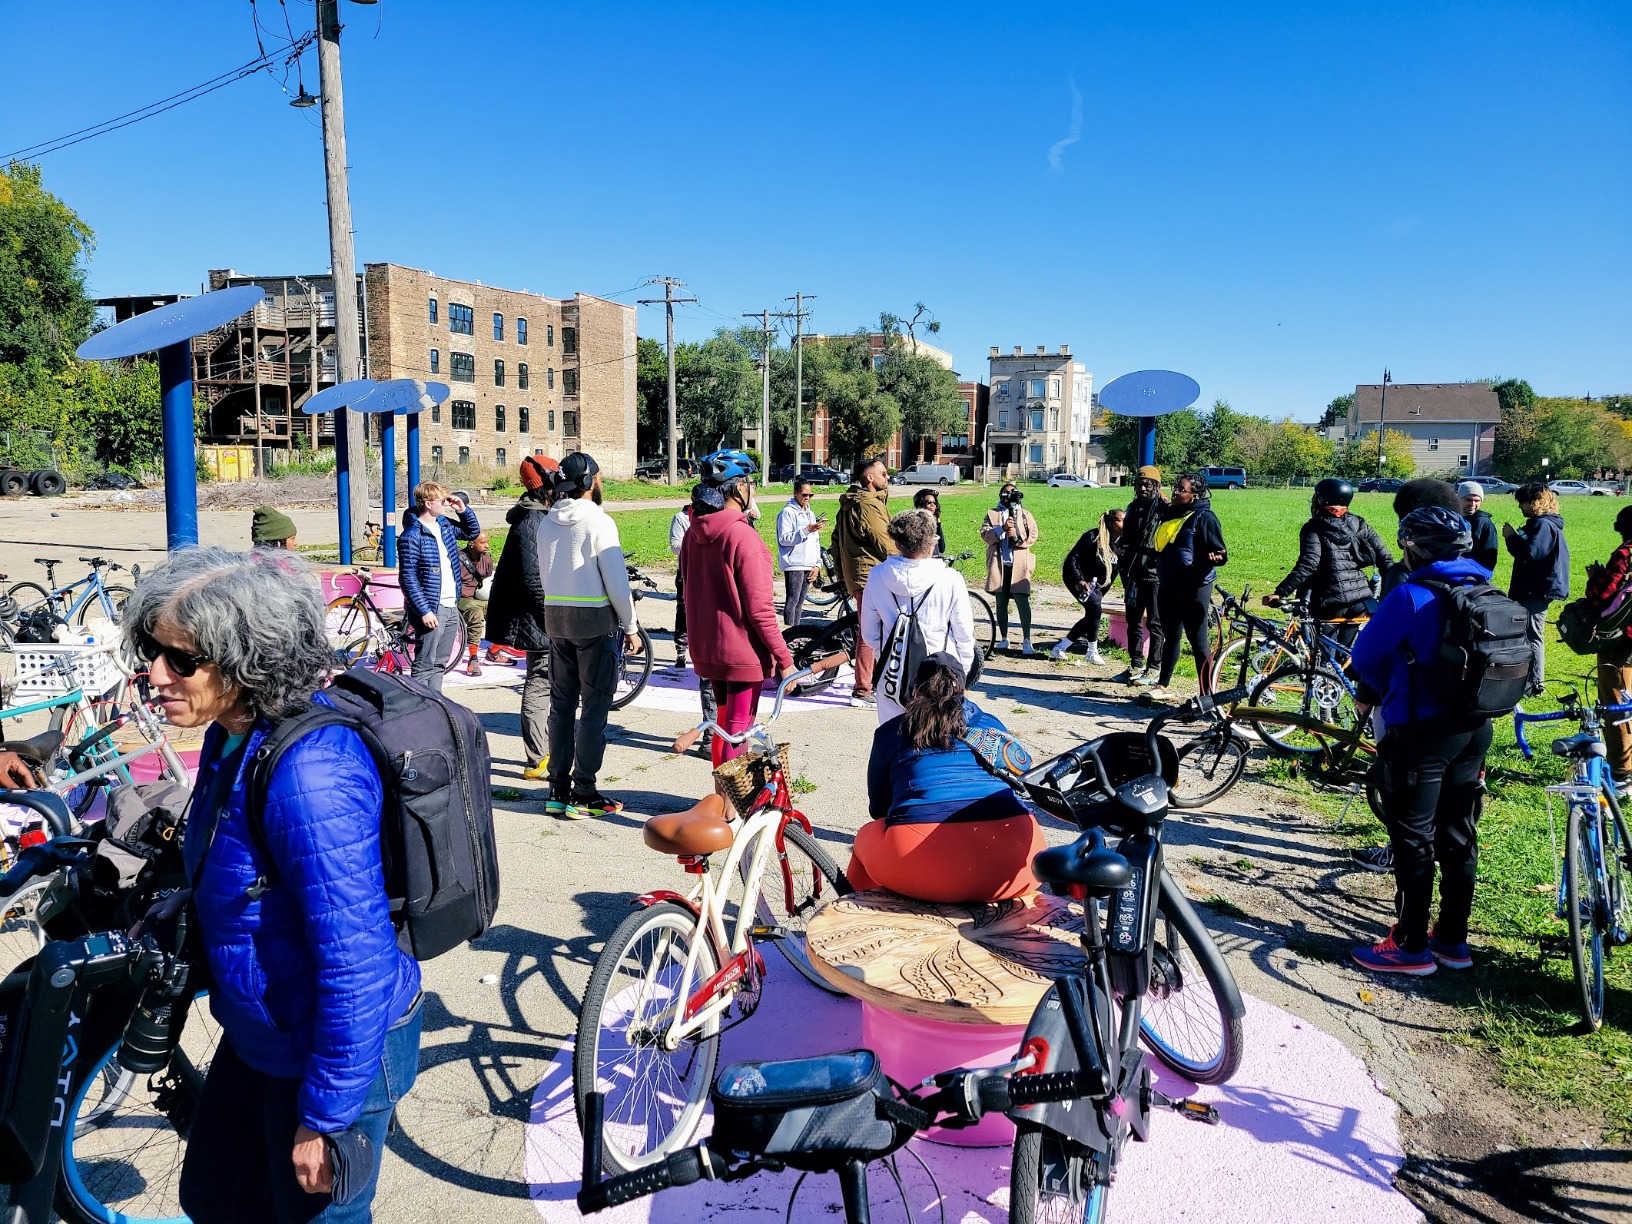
[{"left": 3, "top": 1, "right": 1627, "bottom": 419}]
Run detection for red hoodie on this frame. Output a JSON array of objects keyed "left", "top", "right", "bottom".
[{"left": 677, "top": 507, "right": 794, "bottom": 683}]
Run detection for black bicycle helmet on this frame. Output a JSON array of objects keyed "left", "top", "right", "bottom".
[
  {"left": 1312, "top": 477, "right": 1355, "bottom": 509},
  {"left": 1397, "top": 505, "right": 1472, "bottom": 560}
]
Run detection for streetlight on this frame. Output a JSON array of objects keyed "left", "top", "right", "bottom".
[{"left": 1374, "top": 368, "right": 1392, "bottom": 474}]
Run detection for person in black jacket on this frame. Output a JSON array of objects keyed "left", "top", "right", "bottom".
[
  {"left": 1458, "top": 481, "right": 1500, "bottom": 576},
  {"left": 1051, "top": 508, "right": 1124, "bottom": 665},
  {"left": 913, "top": 488, "right": 948, "bottom": 557},
  {"left": 1115, "top": 465, "right": 1167, "bottom": 684},
  {"left": 1265, "top": 478, "right": 1392, "bottom": 643},
  {"left": 1150, "top": 473, "right": 1227, "bottom": 701},
  {"left": 485, "top": 456, "right": 558, "bottom": 780},
  {"left": 1505, "top": 483, "right": 1570, "bottom": 696}
]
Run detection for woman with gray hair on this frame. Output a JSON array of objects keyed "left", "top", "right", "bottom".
[
  {"left": 860, "top": 508, "right": 977, "bottom": 722},
  {"left": 122, "top": 548, "right": 421, "bottom": 1223}
]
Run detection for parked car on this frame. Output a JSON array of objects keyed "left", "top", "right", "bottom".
[
  {"left": 1472, "top": 476, "right": 1518, "bottom": 494},
  {"left": 1548, "top": 480, "right": 1612, "bottom": 496},
  {"left": 1200, "top": 465, "right": 1248, "bottom": 490},
  {"left": 634, "top": 458, "right": 668, "bottom": 479},
  {"left": 772, "top": 463, "right": 846, "bottom": 486},
  {"left": 1046, "top": 473, "right": 1099, "bottom": 488},
  {"left": 894, "top": 463, "right": 961, "bottom": 486},
  {"left": 1357, "top": 477, "right": 1406, "bottom": 493}
]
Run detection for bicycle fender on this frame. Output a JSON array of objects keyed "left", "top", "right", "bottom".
[
  {"left": 1009, "top": 984, "right": 1112, "bottom": 1152},
  {"left": 631, "top": 890, "right": 701, "bottom": 918}
]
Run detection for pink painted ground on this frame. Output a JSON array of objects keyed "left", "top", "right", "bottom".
[{"left": 527, "top": 957, "right": 1420, "bottom": 1223}]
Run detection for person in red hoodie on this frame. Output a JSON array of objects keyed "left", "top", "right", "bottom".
[{"left": 678, "top": 453, "right": 795, "bottom": 766}]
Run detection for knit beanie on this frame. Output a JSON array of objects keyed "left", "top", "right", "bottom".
[
  {"left": 250, "top": 506, "right": 297, "bottom": 544},
  {"left": 1456, "top": 481, "right": 1483, "bottom": 498},
  {"left": 1136, "top": 465, "right": 1161, "bottom": 482},
  {"left": 520, "top": 455, "right": 559, "bottom": 492}
]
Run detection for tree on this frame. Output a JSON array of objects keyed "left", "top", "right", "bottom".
[
  {"left": 1101, "top": 408, "right": 1206, "bottom": 474},
  {"left": 1257, "top": 419, "right": 1335, "bottom": 483},
  {"left": 0, "top": 162, "right": 96, "bottom": 371},
  {"left": 1332, "top": 430, "right": 1414, "bottom": 479},
  {"left": 806, "top": 332, "right": 899, "bottom": 468},
  {"left": 675, "top": 330, "right": 759, "bottom": 453},
  {"left": 1489, "top": 377, "right": 1536, "bottom": 417},
  {"left": 634, "top": 336, "right": 668, "bottom": 458},
  {"left": 1197, "top": 400, "right": 1251, "bottom": 466},
  {"left": 1317, "top": 393, "right": 1354, "bottom": 431}
]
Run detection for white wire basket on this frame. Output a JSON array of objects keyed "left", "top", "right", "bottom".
[{"left": 11, "top": 643, "right": 124, "bottom": 699}]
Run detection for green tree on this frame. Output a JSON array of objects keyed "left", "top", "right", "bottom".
[
  {"left": 1317, "top": 393, "right": 1354, "bottom": 430},
  {"left": 675, "top": 330, "right": 759, "bottom": 452},
  {"left": 807, "top": 332, "right": 899, "bottom": 468},
  {"left": 0, "top": 162, "right": 96, "bottom": 371},
  {"left": 1257, "top": 419, "right": 1335, "bottom": 483},
  {"left": 1102, "top": 408, "right": 1206, "bottom": 475},
  {"left": 1490, "top": 377, "right": 1536, "bottom": 417},
  {"left": 1197, "top": 400, "right": 1251, "bottom": 466},
  {"left": 1333, "top": 430, "right": 1415, "bottom": 479},
  {"left": 875, "top": 321, "right": 963, "bottom": 464}
]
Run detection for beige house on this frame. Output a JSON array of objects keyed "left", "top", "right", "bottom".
[
  {"left": 985, "top": 345, "right": 1094, "bottom": 478},
  {"left": 1346, "top": 382, "right": 1500, "bottom": 478}
]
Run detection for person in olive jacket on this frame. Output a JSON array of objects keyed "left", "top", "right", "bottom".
[
  {"left": 831, "top": 456, "right": 894, "bottom": 707},
  {"left": 485, "top": 456, "right": 558, "bottom": 780},
  {"left": 1505, "top": 483, "right": 1570, "bottom": 696}
]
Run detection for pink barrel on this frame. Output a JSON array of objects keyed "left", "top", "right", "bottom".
[
  {"left": 860, "top": 1004, "right": 1026, "bottom": 1146},
  {"left": 316, "top": 565, "right": 404, "bottom": 614}
]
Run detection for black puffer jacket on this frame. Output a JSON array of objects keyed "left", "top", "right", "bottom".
[
  {"left": 484, "top": 493, "right": 550, "bottom": 651},
  {"left": 1063, "top": 528, "right": 1116, "bottom": 592},
  {"left": 1119, "top": 494, "right": 1168, "bottom": 582},
  {"left": 1274, "top": 511, "right": 1393, "bottom": 615}
]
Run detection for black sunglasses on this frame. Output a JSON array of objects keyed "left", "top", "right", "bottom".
[{"left": 135, "top": 630, "right": 210, "bottom": 678}]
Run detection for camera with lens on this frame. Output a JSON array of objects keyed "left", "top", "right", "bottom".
[{"left": 117, "top": 921, "right": 194, "bottom": 1076}]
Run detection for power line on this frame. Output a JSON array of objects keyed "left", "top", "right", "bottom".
[{"left": 3, "top": 33, "right": 312, "bottom": 162}]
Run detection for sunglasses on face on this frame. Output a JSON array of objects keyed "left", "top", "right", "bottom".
[{"left": 135, "top": 630, "right": 210, "bottom": 678}]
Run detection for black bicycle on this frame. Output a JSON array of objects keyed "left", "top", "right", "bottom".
[
  {"left": 612, "top": 560, "right": 658, "bottom": 710},
  {"left": 782, "top": 584, "right": 858, "bottom": 696}
]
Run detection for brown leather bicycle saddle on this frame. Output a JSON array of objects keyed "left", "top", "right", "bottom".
[{"left": 644, "top": 793, "right": 734, "bottom": 855}]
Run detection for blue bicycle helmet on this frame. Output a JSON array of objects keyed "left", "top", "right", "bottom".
[
  {"left": 697, "top": 448, "right": 757, "bottom": 485},
  {"left": 1397, "top": 505, "right": 1472, "bottom": 560}
]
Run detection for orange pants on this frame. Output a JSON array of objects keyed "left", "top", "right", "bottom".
[{"left": 845, "top": 814, "right": 1046, "bottom": 904}]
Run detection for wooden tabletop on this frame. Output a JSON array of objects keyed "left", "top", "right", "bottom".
[{"left": 806, "top": 889, "right": 1086, "bottom": 1025}]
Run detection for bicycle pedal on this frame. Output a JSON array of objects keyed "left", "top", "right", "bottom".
[
  {"left": 1537, "top": 935, "right": 1572, "bottom": 961},
  {"left": 748, "top": 924, "right": 788, "bottom": 942},
  {"left": 1163, "top": 1096, "right": 1220, "bottom": 1125}
]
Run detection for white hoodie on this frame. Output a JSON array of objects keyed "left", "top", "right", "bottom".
[
  {"left": 860, "top": 555, "right": 976, "bottom": 723},
  {"left": 536, "top": 495, "right": 638, "bottom": 639}
]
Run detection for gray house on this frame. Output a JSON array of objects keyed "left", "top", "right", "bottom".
[{"left": 1347, "top": 382, "right": 1500, "bottom": 478}]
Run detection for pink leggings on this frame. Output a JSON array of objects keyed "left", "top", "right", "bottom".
[{"left": 710, "top": 680, "right": 765, "bottom": 768}]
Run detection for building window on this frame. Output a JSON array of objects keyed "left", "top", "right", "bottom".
[
  {"left": 1429, "top": 438, "right": 1440, "bottom": 451},
  {"left": 458, "top": 446, "right": 470, "bottom": 465},
  {"left": 563, "top": 410, "right": 579, "bottom": 436},
  {"left": 518, "top": 362, "right": 529, "bottom": 390},
  {"left": 431, "top": 445, "right": 443, "bottom": 463},
  {"left": 496, "top": 446, "right": 506, "bottom": 467},
  {"left": 548, "top": 409, "right": 555, "bottom": 430},
  {"left": 1030, "top": 409, "right": 1044, "bottom": 431},
  {"left": 1049, "top": 378, "right": 1061, "bottom": 398},
  {"left": 429, "top": 348, "right": 439, "bottom": 374},
  {"left": 448, "top": 303, "right": 473, "bottom": 335},
  {"left": 1051, "top": 408, "right": 1059, "bottom": 431},
  {"left": 547, "top": 324, "right": 555, "bottom": 346},
  {"left": 563, "top": 369, "right": 578, "bottom": 395},
  {"left": 428, "top": 297, "right": 438, "bottom": 324},
  {"left": 451, "top": 400, "right": 476, "bottom": 430},
  {"left": 431, "top": 404, "right": 441, "bottom": 423},
  {"left": 995, "top": 381, "right": 1009, "bottom": 397},
  {"left": 517, "top": 318, "right": 528, "bottom": 345},
  {"left": 998, "top": 409, "right": 1009, "bottom": 429},
  {"left": 493, "top": 312, "right": 504, "bottom": 341},
  {"left": 1458, "top": 454, "right": 1469, "bottom": 467},
  {"left": 547, "top": 367, "right": 555, "bottom": 389},
  {"left": 449, "top": 352, "right": 475, "bottom": 383},
  {"left": 519, "top": 406, "right": 530, "bottom": 433},
  {"left": 533, "top": 447, "right": 544, "bottom": 456},
  {"left": 1050, "top": 443, "right": 1058, "bottom": 462},
  {"left": 494, "top": 359, "right": 505, "bottom": 386},
  {"left": 1029, "top": 444, "right": 1044, "bottom": 464},
  {"left": 1027, "top": 379, "right": 1046, "bottom": 399},
  {"left": 495, "top": 405, "right": 506, "bottom": 432},
  {"left": 562, "top": 327, "right": 577, "bottom": 355}
]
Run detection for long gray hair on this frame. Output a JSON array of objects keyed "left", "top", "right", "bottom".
[{"left": 120, "top": 547, "right": 334, "bottom": 720}]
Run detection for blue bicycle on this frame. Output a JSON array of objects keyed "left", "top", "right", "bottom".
[
  {"left": 1515, "top": 693, "right": 1632, "bottom": 1031},
  {"left": 8, "top": 556, "right": 135, "bottom": 627},
  {"left": 1236, "top": 593, "right": 1367, "bottom": 758}
]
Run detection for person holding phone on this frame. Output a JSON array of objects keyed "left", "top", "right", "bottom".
[
  {"left": 776, "top": 477, "right": 824, "bottom": 626},
  {"left": 397, "top": 481, "right": 481, "bottom": 693}
]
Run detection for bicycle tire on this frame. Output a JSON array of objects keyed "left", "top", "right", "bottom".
[
  {"left": 1209, "top": 633, "right": 1301, "bottom": 693},
  {"left": 574, "top": 901, "right": 720, "bottom": 1174},
  {"left": 1604, "top": 788, "right": 1632, "bottom": 952},
  {"left": 1564, "top": 799, "right": 1607, "bottom": 1031},
  {"left": 803, "top": 551, "right": 842, "bottom": 610},
  {"left": 743, "top": 822, "right": 851, "bottom": 991},
  {"left": 782, "top": 624, "right": 848, "bottom": 696},
  {"left": 1010, "top": 1123, "right": 1104, "bottom": 1224},
  {"left": 1170, "top": 729, "right": 1251, "bottom": 809},
  {"left": 969, "top": 591, "right": 998, "bottom": 656},
  {"left": 78, "top": 583, "right": 131, "bottom": 626},
  {"left": 1242, "top": 663, "right": 1359, "bottom": 758},
  {"left": 7, "top": 580, "right": 54, "bottom": 615},
  {"left": 610, "top": 627, "right": 654, "bottom": 711},
  {"left": 0, "top": 873, "right": 48, "bottom": 978},
  {"left": 323, "top": 594, "right": 384, "bottom": 646},
  {"left": 1139, "top": 870, "right": 1246, "bottom": 1084},
  {"left": 56, "top": 992, "right": 221, "bottom": 1224}
]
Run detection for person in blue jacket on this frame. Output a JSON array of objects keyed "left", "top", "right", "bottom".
[
  {"left": 1504, "top": 482, "right": 1570, "bottom": 696},
  {"left": 1347, "top": 507, "right": 1492, "bottom": 977},
  {"left": 849, "top": 652, "right": 1043, "bottom": 903},
  {"left": 123, "top": 548, "right": 421, "bottom": 1222},
  {"left": 397, "top": 480, "right": 482, "bottom": 693}
]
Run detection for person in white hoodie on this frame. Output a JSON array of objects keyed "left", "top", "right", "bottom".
[
  {"left": 537, "top": 452, "right": 640, "bottom": 820},
  {"left": 775, "top": 478, "right": 825, "bottom": 626},
  {"left": 861, "top": 509, "right": 977, "bottom": 723}
]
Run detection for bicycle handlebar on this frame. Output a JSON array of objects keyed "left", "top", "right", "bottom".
[
  {"left": 0, "top": 789, "right": 75, "bottom": 840},
  {"left": 1513, "top": 700, "right": 1632, "bottom": 759},
  {"left": 671, "top": 653, "right": 850, "bottom": 753}
]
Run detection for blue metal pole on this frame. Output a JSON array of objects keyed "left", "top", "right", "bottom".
[
  {"left": 1139, "top": 418, "right": 1157, "bottom": 470},
  {"left": 406, "top": 412, "right": 421, "bottom": 497},
  {"left": 335, "top": 411, "right": 353, "bottom": 564},
  {"left": 157, "top": 342, "right": 199, "bottom": 550},
  {"left": 381, "top": 414, "right": 398, "bottom": 569}
]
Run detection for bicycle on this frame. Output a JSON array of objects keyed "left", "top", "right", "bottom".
[
  {"left": 611, "top": 560, "right": 658, "bottom": 711},
  {"left": 781, "top": 585, "right": 858, "bottom": 696},
  {"left": 1514, "top": 691, "right": 1632, "bottom": 1031},
  {"left": 356, "top": 519, "right": 384, "bottom": 564},
  {"left": 1209, "top": 586, "right": 1369, "bottom": 697},
  {"left": 573, "top": 656, "right": 853, "bottom": 1174},
  {"left": 945, "top": 549, "right": 999, "bottom": 658},
  {"left": 1230, "top": 593, "right": 1368, "bottom": 758},
  {"left": 328, "top": 569, "right": 466, "bottom": 675},
  {"left": 7, "top": 556, "right": 136, "bottom": 628},
  {"left": 801, "top": 546, "right": 844, "bottom": 612}
]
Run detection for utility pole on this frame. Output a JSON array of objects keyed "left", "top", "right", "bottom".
[
  {"left": 784, "top": 292, "right": 815, "bottom": 473},
  {"left": 315, "top": 0, "right": 367, "bottom": 557},
  {"left": 744, "top": 309, "right": 775, "bottom": 488},
  {"left": 1375, "top": 367, "right": 1392, "bottom": 475},
  {"left": 638, "top": 278, "right": 697, "bottom": 483}
]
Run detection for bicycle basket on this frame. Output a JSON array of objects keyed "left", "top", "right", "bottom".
[{"left": 712, "top": 743, "right": 791, "bottom": 816}]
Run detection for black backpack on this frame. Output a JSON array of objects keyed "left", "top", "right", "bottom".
[
  {"left": 244, "top": 667, "right": 500, "bottom": 961},
  {"left": 872, "top": 590, "right": 930, "bottom": 708},
  {"left": 1406, "top": 577, "right": 1532, "bottom": 719}
]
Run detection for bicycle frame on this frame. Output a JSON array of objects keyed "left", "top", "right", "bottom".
[{"left": 41, "top": 570, "right": 120, "bottom": 626}]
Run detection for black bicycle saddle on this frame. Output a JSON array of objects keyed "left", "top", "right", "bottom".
[{"left": 1033, "top": 828, "right": 1131, "bottom": 895}]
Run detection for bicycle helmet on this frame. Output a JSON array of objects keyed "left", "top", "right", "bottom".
[
  {"left": 1397, "top": 505, "right": 1472, "bottom": 560},
  {"left": 697, "top": 448, "right": 757, "bottom": 485},
  {"left": 1312, "top": 477, "right": 1355, "bottom": 509}
]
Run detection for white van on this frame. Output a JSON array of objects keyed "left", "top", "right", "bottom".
[{"left": 896, "top": 463, "right": 960, "bottom": 486}]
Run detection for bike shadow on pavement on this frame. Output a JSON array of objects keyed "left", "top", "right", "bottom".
[{"left": 1398, "top": 1143, "right": 1632, "bottom": 1223}]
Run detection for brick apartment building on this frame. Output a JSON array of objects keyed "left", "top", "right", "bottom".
[{"left": 193, "top": 264, "right": 638, "bottom": 477}]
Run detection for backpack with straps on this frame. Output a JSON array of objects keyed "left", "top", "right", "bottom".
[
  {"left": 1405, "top": 577, "right": 1531, "bottom": 719},
  {"left": 873, "top": 588, "right": 931, "bottom": 708},
  {"left": 243, "top": 667, "right": 501, "bottom": 961}
]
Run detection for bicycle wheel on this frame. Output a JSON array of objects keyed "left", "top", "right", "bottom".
[
  {"left": 969, "top": 591, "right": 998, "bottom": 656},
  {"left": 1140, "top": 871, "right": 1245, "bottom": 1084},
  {"left": 1564, "top": 800, "right": 1607, "bottom": 1031},
  {"left": 1010, "top": 1123, "right": 1105, "bottom": 1224},
  {"left": 782, "top": 624, "right": 848, "bottom": 696},
  {"left": 1604, "top": 789, "right": 1632, "bottom": 951},
  {"left": 323, "top": 594, "right": 384, "bottom": 645},
  {"left": 78, "top": 584, "right": 131, "bottom": 626},
  {"left": 610, "top": 627, "right": 654, "bottom": 711},
  {"left": 0, "top": 873, "right": 48, "bottom": 978},
  {"left": 744, "top": 823, "right": 850, "bottom": 991},
  {"left": 804, "top": 552, "right": 842, "bottom": 610},
  {"left": 57, "top": 993, "right": 222, "bottom": 1224},
  {"left": 1209, "top": 634, "right": 1299, "bottom": 693},
  {"left": 438, "top": 616, "right": 467, "bottom": 671},
  {"left": 1170, "top": 728, "right": 1251, "bottom": 809},
  {"left": 1243, "top": 664, "right": 1359, "bottom": 758},
  {"left": 7, "top": 581, "right": 54, "bottom": 615},
  {"left": 336, "top": 635, "right": 384, "bottom": 669},
  {"left": 574, "top": 901, "right": 720, "bottom": 1173}
]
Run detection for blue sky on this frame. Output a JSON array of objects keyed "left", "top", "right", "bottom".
[{"left": 3, "top": 1, "right": 1627, "bottom": 419}]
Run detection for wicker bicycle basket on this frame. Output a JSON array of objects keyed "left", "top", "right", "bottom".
[{"left": 712, "top": 743, "right": 792, "bottom": 817}]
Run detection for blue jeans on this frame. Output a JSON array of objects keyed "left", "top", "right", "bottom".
[{"left": 179, "top": 997, "right": 422, "bottom": 1223}]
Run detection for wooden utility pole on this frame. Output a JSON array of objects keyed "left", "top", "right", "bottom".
[
  {"left": 639, "top": 277, "right": 697, "bottom": 483},
  {"left": 744, "top": 309, "right": 774, "bottom": 488},
  {"left": 316, "top": 0, "right": 367, "bottom": 556},
  {"left": 784, "top": 292, "right": 815, "bottom": 472}
]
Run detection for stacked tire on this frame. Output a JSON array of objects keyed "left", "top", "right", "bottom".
[{"left": 0, "top": 468, "right": 66, "bottom": 496}]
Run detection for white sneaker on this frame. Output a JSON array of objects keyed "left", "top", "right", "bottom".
[
  {"left": 1148, "top": 685, "right": 1178, "bottom": 702},
  {"left": 1132, "top": 668, "right": 1158, "bottom": 687},
  {"left": 1021, "top": 640, "right": 1035, "bottom": 657},
  {"left": 1050, "top": 639, "right": 1074, "bottom": 660},
  {"left": 1083, "top": 644, "right": 1104, "bottom": 665}
]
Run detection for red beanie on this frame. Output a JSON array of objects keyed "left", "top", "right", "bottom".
[{"left": 520, "top": 455, "right": 559, "bottom": 492}]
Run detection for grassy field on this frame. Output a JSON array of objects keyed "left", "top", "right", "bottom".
[{"left": 490, "top": 483, "right": 1632, "bottom": 1133}]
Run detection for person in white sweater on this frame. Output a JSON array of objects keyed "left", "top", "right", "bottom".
[
  {"left": 861, "top": 509, "right": 977, "bottom": 723},
  {"left": 536, "top": 452, "right": 639, "bottom": 819},
  {"left": 775, "top": 478, "right": 825, "bottom": 626}
]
